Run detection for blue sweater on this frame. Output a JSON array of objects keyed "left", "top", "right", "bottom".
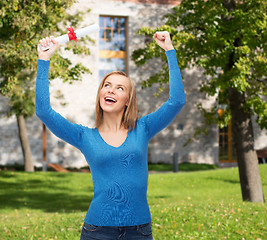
[{"left": 35, "top": 49, "right": 186, "bottom": 226}]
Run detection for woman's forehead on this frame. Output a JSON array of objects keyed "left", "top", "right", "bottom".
[{"left": 105, "top": 74, "right": 130, "bottom": 87}]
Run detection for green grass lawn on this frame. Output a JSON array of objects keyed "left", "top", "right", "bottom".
[
  {"left": 148, "top": 163, "right": 218, "bottom": 172},
  {"left": 0, "top": 165, "right": 266, "bottom": 240}
]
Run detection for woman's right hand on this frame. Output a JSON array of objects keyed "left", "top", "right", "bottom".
[{"left": 38, "top": 36, "right": 59, "bottom": 61}]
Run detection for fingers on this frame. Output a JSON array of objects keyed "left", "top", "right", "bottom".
[
  {"left": 38, "top": 36, "right": 58, "bottom": 49},
  {"left": 153, "top": 31, "right": 170, "bottom": 41},
  {"left": 153, "top": 33, "right": 164, "bottom": 41},
  {"left": 37, "top": 36, "right": 58, "bottom": 60},
  {"left": 39, "top": 37, "right": 50, "bottom": 48},
  {"left": 153, "top": 31, "right": 174, "bottom": 51}
]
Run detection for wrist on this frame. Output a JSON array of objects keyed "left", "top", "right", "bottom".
[
  {"left": 165, "top": 45, "right": 174, "bottom": 51},
  {"left": 38, "top": 57, "right": 50, "bottom": 61},
  {"left": 38, "top": 55, "right": 51, "bottom": 61}
]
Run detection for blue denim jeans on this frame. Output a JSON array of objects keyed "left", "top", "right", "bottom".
[{"left": 80, "top": 222, "right": 153, "bottom": 240}]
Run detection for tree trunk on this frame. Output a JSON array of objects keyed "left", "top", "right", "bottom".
[
  {"left": 222, "top": 0, "right": 264, "bottom": 203},
  {"left": 16, "top": 114, "right": 34, "bottom": 172},
  {"left": 228, "top": 88, "right": 264, "bottom": 202}
]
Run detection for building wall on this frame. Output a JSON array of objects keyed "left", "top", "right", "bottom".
[{"left": 0, "top": 0, "right": 265, "bottom": 168}]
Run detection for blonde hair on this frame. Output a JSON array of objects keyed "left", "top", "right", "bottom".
[{"left": 95, "top": 71, "right": 138, "bottom": 131}]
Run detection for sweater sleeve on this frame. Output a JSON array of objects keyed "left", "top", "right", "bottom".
[
  {"left": 35, "top": 59, "right": 84, "bottom": 149},
  {"left": 141, "top": 49, "right": 186, "bottom": 139}
]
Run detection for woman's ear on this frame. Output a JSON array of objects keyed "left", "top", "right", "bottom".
[{"left": 125, "top": 97, "right": 129, "bottom": 107}]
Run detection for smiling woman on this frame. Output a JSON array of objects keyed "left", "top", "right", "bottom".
[
  {"left": 35, "top": 31, "right": 185, "bottom": 240},
  {"left": 95, "top": 71, "right": 138, "bottom": 132}
]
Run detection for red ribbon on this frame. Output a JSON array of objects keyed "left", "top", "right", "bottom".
[{"left": 67, "top": 26, "right": 77, "bottom": 41}]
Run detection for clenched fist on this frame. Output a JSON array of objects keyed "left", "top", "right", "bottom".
[
  {"left": 153, "top": 31, "right": 174, "bottom": 51},
  {"left": 37, "top": 36, "right": 59, "bottom": 61}
]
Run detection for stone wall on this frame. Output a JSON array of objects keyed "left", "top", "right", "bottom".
[{"left": 108, "top": 0, "right": 180, "bottom": 5}]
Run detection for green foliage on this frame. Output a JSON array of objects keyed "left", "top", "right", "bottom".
[
  {"left": 132, "top": 0, "right": 267, "bottom": 133},
  {"left": 0, "top": 165, "right": 266, "bottom": 239},
  {"left": 0, "top": 0, "right": 92, "bottom": 118}
]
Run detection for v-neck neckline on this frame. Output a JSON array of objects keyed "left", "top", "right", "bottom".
[{"left": 95, "top": 128, "right": 129, "bottom": 149}]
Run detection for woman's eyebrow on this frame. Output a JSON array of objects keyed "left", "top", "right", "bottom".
[
  {"left": 105, "top": 81, "right": 127, "bottom": 89},
  {"left": 117, "top": 84, "right": 127, "bottom": 89}
]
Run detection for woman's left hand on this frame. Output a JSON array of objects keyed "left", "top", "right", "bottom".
[{"left": 153, "top": 31, "right": 174, "bottom": 51}]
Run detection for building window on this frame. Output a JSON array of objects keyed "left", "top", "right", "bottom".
[
  {"left": 99, "top": 16, "right": 127, "bottom": 81},
  {"left": 218, "top": 115, "right": 237, "bottom": 163},
  {"left": 217, "top": 89, "right": 237, "bottom": 163}
]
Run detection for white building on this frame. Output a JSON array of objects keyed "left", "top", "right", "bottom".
[{"left": 0, "top": 0, "right": 266, "bottom": 169}]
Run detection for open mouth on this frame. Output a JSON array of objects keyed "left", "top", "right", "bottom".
[{"left": 104, "top": 97, "right": 117, "bottom": 104}]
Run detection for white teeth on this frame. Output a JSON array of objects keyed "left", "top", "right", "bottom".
[{"left": 105, "top": 97, "right": 117, "bottom": 103}]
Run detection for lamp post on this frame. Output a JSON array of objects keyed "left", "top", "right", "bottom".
[{"left": 42, "top": 123, "right": 47, "bottom": 171}]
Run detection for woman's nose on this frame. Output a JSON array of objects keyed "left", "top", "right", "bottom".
[{"left": 108, "top": 88, "right": 115, "bottom": 94}]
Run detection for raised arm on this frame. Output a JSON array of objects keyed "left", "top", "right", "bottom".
[
  {"left": 141, "top": 32, "right": 186, "bottom": 139},
  {"left": 35, "top": 37, "right": 84, "bottom": 149}
]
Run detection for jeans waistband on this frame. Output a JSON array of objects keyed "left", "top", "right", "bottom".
[{"left": 84, "top": 222, "right": 151, "bottom": 230}]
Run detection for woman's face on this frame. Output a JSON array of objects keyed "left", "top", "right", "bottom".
[{"left": 99, "top": 74, "right": 130, "bottom": 115}]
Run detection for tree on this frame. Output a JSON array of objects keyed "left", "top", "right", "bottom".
[
  {"left": 132, "top": 0, "right": 266, "bottom": 202},
  {"left": 0, "top": 0, "right": 92, "bottom": 171}
]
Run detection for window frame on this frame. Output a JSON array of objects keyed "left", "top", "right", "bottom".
[
  {"left": 218, "top": 112, "right": 237, "bottom": 163},
  {"left": 98, "top": 15, "right": 129, "bottom": 79}
]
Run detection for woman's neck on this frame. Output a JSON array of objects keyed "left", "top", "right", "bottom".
[{"left": 99, "top": 112, "right": 125, "bottom": 132}]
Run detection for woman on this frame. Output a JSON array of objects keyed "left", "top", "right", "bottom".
[{"left": 36, "top": 31, "right": 186, "bottom": 240}]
